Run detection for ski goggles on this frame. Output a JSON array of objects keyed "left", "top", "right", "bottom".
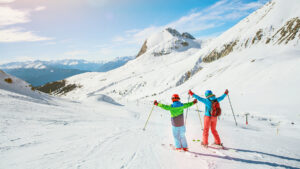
[
  {"left": 206, "top": 94, "right": 215, "bottom": 98},
  {"left": 171, "top": 97, "right": 180, "bottom": 101}
]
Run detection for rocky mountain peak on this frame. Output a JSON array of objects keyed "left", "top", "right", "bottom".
[
  {"left": 182, "top": 32, "right": 195, "bottom": 39},
  {"left": 136, "top": 28, "right": 199, "bottom": 58},
  {"left": 165, "top": 27, "right": 181, "bottom": 37}
]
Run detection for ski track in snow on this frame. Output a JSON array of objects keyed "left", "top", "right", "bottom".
[{"left": 1, "top": 91, "right": 300, "bottom": 169}]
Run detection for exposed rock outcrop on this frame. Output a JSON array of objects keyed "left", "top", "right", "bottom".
[
  {"left": 166, "top": 27, "right": 181, "bottom": 37},
  {"left": 202, "top": 40, "right": 238, "bottom": 63},
  {"left": 182, "top": 32, "right": 195, "bottom": 39},
  {"left": 273, "top": 17, "right": 300, "bottom": 44},
  {"left": 35, "top": 80, "right": 82, "bottom": 95},
  {"left": 136, "top": 40, "right": 147, "bottom": 58}
]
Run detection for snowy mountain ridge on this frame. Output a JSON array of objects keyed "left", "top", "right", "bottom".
[
  {"left": 0, "top": 57, "right": 133, "bottom": 86},
  {"left": 177, "top": 0, "right": 300, "bottom": 84},
  {"left": 136, "top": 27, "right": 200, "bottom": 57},
  {"left": 0, "top": 57, "right": 133, "bottom": 71}
]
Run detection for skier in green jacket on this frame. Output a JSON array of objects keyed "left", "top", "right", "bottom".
[{"left": 154, "top": 94, "right": 197, "bottom": 151}]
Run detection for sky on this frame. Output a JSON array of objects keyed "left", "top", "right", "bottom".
[{"left": 0, "top": 0, "right": 269, "bottom": 63}]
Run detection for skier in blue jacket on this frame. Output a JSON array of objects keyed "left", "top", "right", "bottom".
[{"left": 188, "top": 89, "right": 228, "bottom": 147}]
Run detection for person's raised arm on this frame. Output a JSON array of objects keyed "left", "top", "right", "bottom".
[
  {"left": 182, "top": 99, "right": 197, "bottom": 109},
  {"left": 154, "top": 100, "right": 172, "bottom": 110},
  {"left": 217, "top": 89, "right": 228, "bottom": 102},
  {"left": 189, "top": 90, "right": 210, "bottom": 105}
]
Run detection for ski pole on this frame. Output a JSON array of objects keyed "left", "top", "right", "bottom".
[
  {"left": 143, "top": 104, "right": 155, "bottom": 131},
  {"left": 227, "top": 94, "right": 237, "bottom": 126},
  {"left": 184, "top": 95, "right": 191, "bottom": 125},
  {"left": 195, "top": 103, "right": 203, "bottom": 130}
]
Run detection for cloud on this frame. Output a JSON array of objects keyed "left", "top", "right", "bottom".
[
  {"left": 0, "top": 28, "right": 52, "bottom": 42},
  {"left": 0, "top": 6, "right": 30, "bottom": 27},
  {"left": 0, "top": 5, "right": 52, "bottom": 42},
  {"left": 113, "top": 26, "right": 163, "bottom": 45},
  {"left": 0, "top": 0, "right": 15, "bottom": 3},
  {"left": 0, "top": 56, "right": 35, "bottom": 64},
  {"left": 166, "top": 0, "right": 267, "bottom": 33},
  {"left": 34, "top": 6, "right": 46, "bottom": 11},
  {"left": 114, "top": 0, "right": 267, "bottom": 46}
]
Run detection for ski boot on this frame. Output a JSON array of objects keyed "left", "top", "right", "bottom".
[
  {"left": 201, "top": 142, "right": 208, "bottom": 148},
  {"left": 175, "top": 148, "right": 182, "bottom": 151},
  {"left": 211, "top": 143, "right": 224, "bottom": 148},
  {"left": 182, "top": 148, "right": 189, "bottom": 152}
]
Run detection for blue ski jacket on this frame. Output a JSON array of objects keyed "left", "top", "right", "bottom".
[{"left": 192, "top": 93, "right": 227, "bottom": 116}]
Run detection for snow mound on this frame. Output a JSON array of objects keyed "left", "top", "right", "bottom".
[
  {"left": 87, "top": 94, "right": 123, "bottom": 106},
  {"left": 0, "top": 70, "right": 49, "bottom": 100}
]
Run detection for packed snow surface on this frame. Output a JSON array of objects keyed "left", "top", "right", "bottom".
[{"left": 1, "top": 85, "right": 300, "bottom": 169}]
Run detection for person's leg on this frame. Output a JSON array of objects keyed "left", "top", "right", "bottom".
[
  {"left": 179, "top": 126, "right": 188, "bottom": 148},
  {"left": 202, "top": 116, "right": 211, "bottom": 145},
  {"left": 211, "top": 116, "right": 221, "bottom": 145},
  {"left": 172, "top": 126, "right": 181, "bottom": 148}
]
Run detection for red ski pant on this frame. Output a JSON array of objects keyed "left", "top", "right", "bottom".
[{"left": 202, "top": 116, "right": 221, "bottom": 145}]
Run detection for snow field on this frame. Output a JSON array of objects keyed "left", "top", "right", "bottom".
[{"left": 1, "top": 88, "right": 300, "bottom": 169}]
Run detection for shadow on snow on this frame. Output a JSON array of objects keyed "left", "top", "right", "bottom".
[
  {"left": 231, "top": 148, "right": 300, "bottom": 162},
  {"left": 189, "top": 149, "right": 300, "bottom": 169}
]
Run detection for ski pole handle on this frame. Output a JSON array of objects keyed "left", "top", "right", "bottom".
[{"left": 143, "top": 104, "right": 155, "bottom": 131}]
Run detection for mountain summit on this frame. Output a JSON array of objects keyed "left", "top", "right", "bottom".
[{"left": 136, "top": 28, "right": 200, "bottom": 58}]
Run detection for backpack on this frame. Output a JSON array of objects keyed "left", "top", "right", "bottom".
[{"left": 210, "top": 100, "right": 221, "bottom": 117}]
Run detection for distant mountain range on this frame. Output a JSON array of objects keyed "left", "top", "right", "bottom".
[{"left": 0, "top": 56, "right": 133, "bottom": 86}]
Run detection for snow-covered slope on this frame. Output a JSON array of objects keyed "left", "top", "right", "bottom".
[
  {"left": 1, "top": 80, "right": 300, "bottom": 169},
  {"left": 1, "top": 70, "right": 300, "bottom": 169},
  {"left": 49, "top": 28, "right": 202, "bottom": 99},
  {"left": 0, "top": 69, "right": 48, "bottom": 100},
  {"left": 55, "top": 0, "right": 299, "bottom": 112}
]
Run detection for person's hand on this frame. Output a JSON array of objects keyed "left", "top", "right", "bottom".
[
  {"left": 154, "top": 100, "right": 158, "bottom": 106},
  {"left": 193, "top": 99, "right": 198, "bottom": 104},
  {"left": 188, "top": 90, "right": 194, "bottom": 96},
  {"left": 225, "top": 89, "right": 229, "bottom": 95}
]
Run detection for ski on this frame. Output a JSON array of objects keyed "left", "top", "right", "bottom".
[{"left": 161, "top": 144, "right": 199, "bottom": 157}]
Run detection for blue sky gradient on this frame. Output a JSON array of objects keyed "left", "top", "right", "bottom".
[{"left": 0, "top": 0, "right": 269, "bottom": 63}]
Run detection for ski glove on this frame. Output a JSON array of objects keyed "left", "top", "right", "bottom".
[
  {"left": 154, "top": 100, "right": 158, "bottom": 106},
  {"left": 225, "top": 89, "right": 229, "bottom": 95},
  {"left": 188, "top": 90, "right": 194, "bottom": 96},
  {"left": 193, "top": 99, "right": 198, "bottom": 104}
]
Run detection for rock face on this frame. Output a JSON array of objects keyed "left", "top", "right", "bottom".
[
  {"left": 202, "top": 40, "right": 238, "bottom": 63},
  {"left": 136, "top": 40, "right": 147, "bottom": 58},
  {"left": 182, "top": 32, "right": 196, "bottom": 39},
  {"left": 273, "top": 17, "right": 300, "bottom": 44}
]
